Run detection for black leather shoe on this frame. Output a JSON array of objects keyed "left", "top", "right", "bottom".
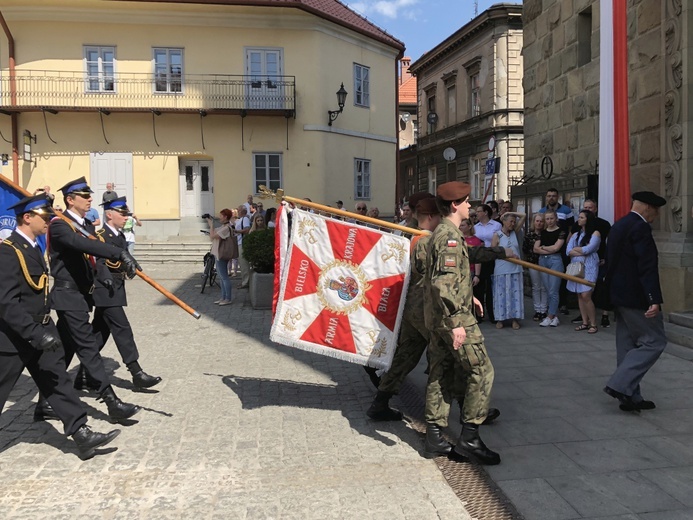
[
  {"left": 99, "top": 386, "right": 141, "bottom": 424},
  {"left": 482, "top": 408, "right": 500, "bottom": 425},
  {"left": 620, "top": 399, "right": 655, "bottom": 412},
  {"left": 423, "top": 424, "right": 453, "bottom": 459},
  {"left": 453, "top": 423, "right": 501, "bottom": 465},
  {"left": 73, "top": 366, "right": 100, "bottom": 392},
  {"left": 604, "top": 386, "right": 640, "bottom": 411},
  {"left": 72, "top": 425, "right": 121, "bottom": 460},
  {"left": 367, "top": 391, "right": 402, "bottom": 421},
  {"left": 132, "top": 370, "right": 162, "bottom": 389},
  {"left": 571, "top": 315, "right": 584, "bottom": 324},
  {"left": 34, "top": 399, "right": 59, "bottom": 422},
  {"left": 601, "top": 315, "right": 611, "bottom": 328}
]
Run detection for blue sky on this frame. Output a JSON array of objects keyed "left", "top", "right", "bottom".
[{"left": 344, "top": 0, "right": 512, "bottom": 61}]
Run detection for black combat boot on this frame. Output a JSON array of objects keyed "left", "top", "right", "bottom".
[
  {"left": 33, "top": 398, "right": 59, "bottom": 422},
  {"left": 99, "top": 386, "right": 141, "bottom": 424},
  {"left": 453, "top": 422, "right": 501, "bottom": 465},
  {"left": 127, "top": 361, "right": 162, "bottom": 389},
  {"left": 73, "top": 365, "right": 100, "bottom": 392},
  {"left": 367, "top": 391, "right": 403, "bottom": 421},
  {"left": 422, "top": 424, "right": 453, "bottom": 459},
  {"left": 72, "top": 425, "right": 121, "bottom": 460}
]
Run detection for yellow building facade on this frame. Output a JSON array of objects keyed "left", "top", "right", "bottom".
[{"left": 0, "top": 0, "right": 403, "bottom": 237}]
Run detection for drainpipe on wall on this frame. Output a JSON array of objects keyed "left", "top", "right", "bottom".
[
  {"left": 395, "top": 57, "right": 401, "bottom": 210},
  {"left": 0, "top": 10, "right": 18, "bottom": 184}
]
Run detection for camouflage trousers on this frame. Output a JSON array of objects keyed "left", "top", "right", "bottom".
[
  {"left": 425, "top": 332, "right": 495, "bottom": 427},
  {"left": 378, "top": 318, "right": 428, "bottom": 395}
]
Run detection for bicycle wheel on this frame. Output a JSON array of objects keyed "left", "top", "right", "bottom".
[
  {"left": 209, "top": 265, "right": 217, "bottom": 288},
  {"left": 201, "top": 254, "right": 214, "bottom": 293}
]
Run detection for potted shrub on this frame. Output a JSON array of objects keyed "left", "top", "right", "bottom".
[{"left": 242, "top": 228, "right": 275, "bottom": 309}]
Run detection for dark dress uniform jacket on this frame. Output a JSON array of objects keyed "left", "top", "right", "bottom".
[
  {"left": 49, "top": 212, "right": 123, "bottom": 312},
  {"left": 606, "top": 211, "right": 663, "bottom": 310},
  {"left": 0, "top": 231, "right": 56, "bottom": 353},
  {"left": 92, "top": 226, "right": 128, "bottom": 308}
]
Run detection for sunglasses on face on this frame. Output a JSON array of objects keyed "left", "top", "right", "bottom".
[
  {"left": 31, "top": 212, "right": 53, "bottom": 222},
  {"left": 73, "top": 192, "right": 92, "bottom": 199},
  {"left": 356, "top": 207, "right": 367, "bottom": 211}
]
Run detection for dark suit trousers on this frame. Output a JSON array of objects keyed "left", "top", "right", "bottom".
[
  {"left": 92, "top": 307, "right": 139, "bottom": 366},
  {"left": 57, "top": 310, "right": 111, "bottom": 394},
  {"left": 0, "top": 349, "right": 87, "bottom": 436},
  {"left": 606, "top": 307, "right": 667, "bottom": 400}
]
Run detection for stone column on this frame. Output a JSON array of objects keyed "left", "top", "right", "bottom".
[{"left": 657, "top": 0, "right": 693, "bottom": 313}]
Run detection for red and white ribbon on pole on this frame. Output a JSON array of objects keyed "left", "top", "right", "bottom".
[{"left": 599, "top": 0, "right": 631, "bottom": 223}]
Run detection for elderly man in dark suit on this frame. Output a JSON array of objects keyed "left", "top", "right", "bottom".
[{"left": 603, "top": 191, "right": 667, "bottom": 412}]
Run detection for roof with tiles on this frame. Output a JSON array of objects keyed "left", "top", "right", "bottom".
[
  {"left": 399, "top": 75, "right": 417, "bottom": 105},
  {"left": 122, "top": 0, "right": 404, "bottom": 51}
]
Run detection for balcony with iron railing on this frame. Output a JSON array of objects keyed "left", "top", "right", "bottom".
[{"left": 0, "top": 70, "right": 296, "bottom": 116}]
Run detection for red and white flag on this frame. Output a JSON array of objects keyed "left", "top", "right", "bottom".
[
  {"left": 599, "top": 0, "right": 631, "bottom": 222},
  {"left": 271, "top": 209, "right": 410, "bottom": 370}
]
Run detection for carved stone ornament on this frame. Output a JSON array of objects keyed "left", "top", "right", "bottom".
[
  {"left": 664, "top": 90, "right": 680, "bottom": 126},
  {"left": 667, "top": 125, "right": 683, "bottom": 161},
  {"left": 665, "top": 19, "right": 680, "bottom": 55},
  {"left": 668, "top": 0, "right": 682, "bottom": 17},
  {"left": 663, "top": 161, "right": 680, "bottom": 198}
]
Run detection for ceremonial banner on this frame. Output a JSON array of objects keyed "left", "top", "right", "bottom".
[
  {"left": 271, "top": 209, "right": 410, "bottom": 370},
  {"left": 0, "top": 175, "right": 47, "bottom": 251}
]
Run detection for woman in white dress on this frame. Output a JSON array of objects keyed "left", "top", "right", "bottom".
[{"left": 566, "top": 210, "right": 601, "bottom": 333}]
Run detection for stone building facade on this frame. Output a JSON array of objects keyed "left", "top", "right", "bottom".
[
  {"left": 409, "top": 4, "right": 524, "bottom": 203},
  {"left": 522, "top": 0, "right": 693, "bottom": 312}
]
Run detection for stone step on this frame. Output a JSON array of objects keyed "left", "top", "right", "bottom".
[
  {"left": 669, "top": 311, "right": 693, "bottom": 329},
  {"left": 665, "top": 321, "right": 693, "bottom": 350}
]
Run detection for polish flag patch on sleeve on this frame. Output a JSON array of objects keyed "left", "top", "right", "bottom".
[{"left": 447, "top": 240, "right": 458, "bottom": 248}]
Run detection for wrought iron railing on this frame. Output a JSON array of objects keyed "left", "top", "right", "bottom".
[{"left": 0, "top": 70, "right": 296, "bottom": 112}]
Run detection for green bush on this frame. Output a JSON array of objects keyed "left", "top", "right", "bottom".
[{"left": 242, "top": 229, "right": 275, "bottom": 273}]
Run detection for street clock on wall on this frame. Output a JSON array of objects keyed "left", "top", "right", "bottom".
[
  {"left": 443, "top": 147, "right": 456, "bottom": 161},
  {"left": 427, "top": 112, "right": 438, "bottom": 125}
]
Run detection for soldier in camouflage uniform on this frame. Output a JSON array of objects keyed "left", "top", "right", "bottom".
[
  {"left": 423, "top": 181, "right": 515, "bottom": 464},
  {"left": 367, "top": 196, "right": 440, "bottom": 420},
  {"left": 363, "top": 191, "right": 435, "bottom": 389}
]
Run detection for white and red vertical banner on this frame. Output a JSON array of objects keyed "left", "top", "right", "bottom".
[
  {"left": 599, "top": 0, "right": 631, "bottom": 223},
  {"left": 271, "top": 209, "right": 410, "bottom": 371}
]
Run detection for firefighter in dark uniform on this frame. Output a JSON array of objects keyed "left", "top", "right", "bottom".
[
  {"left": 45, "top": 176, "right": 141, "bottom": 424},
  {"left": 0, "top": 194, "right": 120, "bottom": 459},
  {"left": 78, "top": 196, "right": 160, "bottom": 389}
]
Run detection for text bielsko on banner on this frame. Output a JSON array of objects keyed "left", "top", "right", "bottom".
[{"left": 271, "top": 208, "right": 411, "bottom": 371}]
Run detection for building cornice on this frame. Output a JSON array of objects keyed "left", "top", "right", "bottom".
[
  {"left": 409, "top": 4, "right": 522, "bottom": 75},
  {"left": 1, "top": 6, "right": 400, "bottom": 59}
]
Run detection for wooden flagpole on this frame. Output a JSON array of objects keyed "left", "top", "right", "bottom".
[
  {"left": 258, "top": 185, "right": 595, "bottom": 288},
  {"left": 0, "top": 175, "right": 201, "bottom": 319}
]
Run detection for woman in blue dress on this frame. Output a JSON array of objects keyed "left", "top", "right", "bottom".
[
  {"left": 491, "top": 211, "right": 526, "bottom": 329},
  {"left": 566, "top": 210, "right": 602, "bottom": 333}
]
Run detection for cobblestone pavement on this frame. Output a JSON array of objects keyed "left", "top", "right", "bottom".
[{"left": 0, "top": 264, "right": 473, "bottom": 520}]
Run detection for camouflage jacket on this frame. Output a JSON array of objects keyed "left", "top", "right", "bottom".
[
  {"left": 403, "top": 231, "right": 431, "bottom": 334},
  {"left": 424, "top": 218, "right": 507, "bottom": 344}
]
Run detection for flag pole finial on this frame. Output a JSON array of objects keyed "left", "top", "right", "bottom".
[{"left": 258, "top": 185, "right": 284, "bottom": 203}]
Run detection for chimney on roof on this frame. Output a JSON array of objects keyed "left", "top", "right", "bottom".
[{"left": 400, "top": 57, "right": 412, "bottom": 85}]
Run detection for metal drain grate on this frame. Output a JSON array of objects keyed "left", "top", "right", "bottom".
[{"left": 398, "top": 379, "right": 524, "bottom": 520}]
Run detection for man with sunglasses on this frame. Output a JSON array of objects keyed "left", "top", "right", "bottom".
[
  {"left": 45, "top": 177, "right": 142, "bottom": 425},
  {"left": 72, "top": 197, "right": 161, "bottom": 391},
  {"left": 0, "top": 194, "right": 121, "bottom": 459}
]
